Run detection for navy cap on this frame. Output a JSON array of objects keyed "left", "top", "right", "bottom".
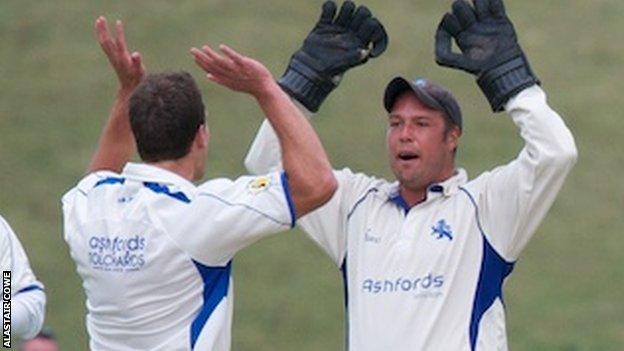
[{"left": 383, "top": 77, "right": 462, "bottom": 130}]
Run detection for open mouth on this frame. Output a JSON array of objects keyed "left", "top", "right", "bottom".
[{"left": 397, "top": 151, "right": 419, "bottom": 161}]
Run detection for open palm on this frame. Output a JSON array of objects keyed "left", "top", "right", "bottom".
[{"left": 191, "top": 45, "right": 274, "bottom": 97}]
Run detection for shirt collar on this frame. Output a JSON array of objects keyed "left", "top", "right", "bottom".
[
  {"left": 386, "top": 168, "right": 468, "bottom": 208},
  {"left": 431, "top": 168, "right": 468, "bottom": 197},
  {"left": 121, "top": 162, "right": 196, "bottom": 191}
]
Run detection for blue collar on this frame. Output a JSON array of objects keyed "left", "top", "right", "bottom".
[
  {"left": 388, "top": 184, "right": 445, "bottom": 214},
  {"left": 389, "top": 193, "right": 411, "bottom": 214}
]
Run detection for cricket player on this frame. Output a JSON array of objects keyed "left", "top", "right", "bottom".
[
  {"left": 60, "top": 16, "right": 351, "bottom": 350},
  {"left": 0, "top": 215, "right": 46, "bottom": 341},
  {"left": 245, "top": 0, "right": 578, "bottom": 350}
]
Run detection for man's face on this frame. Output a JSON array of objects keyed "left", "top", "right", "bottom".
[{"left": 386, "top": 92, "right": 460, "bottom": 192}]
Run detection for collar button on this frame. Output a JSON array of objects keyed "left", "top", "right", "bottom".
[{"left": 430, "top": 185, "right": 444, "bottom": 193}]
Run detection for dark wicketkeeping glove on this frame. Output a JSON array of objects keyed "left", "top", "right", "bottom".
[
  {"left": 279, "top": 0, "right": 388, "bottom": 112},
  {"left": 435, "top": 0, "right": 539, "bottom": 111}
]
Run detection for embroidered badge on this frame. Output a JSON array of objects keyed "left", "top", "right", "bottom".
[
  {"left": 431, "top": 219, "right": 453, "bottom": 241},
  {"left": 248, "top": 176, "right": 271, "bottom": 194}
]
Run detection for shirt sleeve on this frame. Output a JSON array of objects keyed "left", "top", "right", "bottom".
[
  {"left": 0, "top": 216, "right": 46, "bottom": 340},
  {"left": 469, "top": 85, "right": 578, "bottom": 261},
  {"left": 61, "top": 172, "right": 119, "bottom": 225},
  {"left": 162, "top": 172, "right": 295, "bottom": 266},
  {"left": 244, "top": 120, "right": 284, "bottom": 175},
  {"left": 298, "top": 169, "right": 379, "bottom": 266},
  {"left": 244, "top": 100, "right": 314, "bottom": 175},
  {"left": 11, "top": 289, "right": 46, "bottom": 340},
  {"left": 243, "top": 108, "right": 377, "bottom": 266}
]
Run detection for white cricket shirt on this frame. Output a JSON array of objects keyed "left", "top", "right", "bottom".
[
  {"left": 0, "top": 215, "right": 46, "bottom": 340},
  {"left": 62, "top": 163, "right": 295, "bottom": 351},
  {"left": 245, "top": 86, "right": 577, "bottom": 350}
]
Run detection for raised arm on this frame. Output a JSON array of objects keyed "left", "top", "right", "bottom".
[
  {"left": 191, "top": 45, "right": 337, "bottom": 217},
  {"left": 245, "top": 0, "right": 388, "bottom": 175},
  {"left": 435, "top": 0, "right": 577, "bottom": 260},
  {"left": 88, "top": 17, "right": 144, "bottom": 173}
]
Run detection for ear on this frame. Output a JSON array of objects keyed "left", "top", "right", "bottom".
[
  {"left": 445, "top": 125, "right": 461, "bottom": 152},
  {"left": 194, "top": 124, "right": 209, "bottom": 150}
]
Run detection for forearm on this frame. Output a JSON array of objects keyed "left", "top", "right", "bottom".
[
  {"left": 481, "top": 85, "right": 577, "bottom": 260},
  {"left": 87, "top": 87, "right": 136, "bottom": 173},
  {"left": 254, "top": 82, "right": 336, "bottom": 216},
  {"left": 11, "top": 289, "right": 46, "bottom": 340}
]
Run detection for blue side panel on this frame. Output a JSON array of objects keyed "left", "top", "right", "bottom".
[
  {"left": 341, "top": 258, "right": 350, "bottom": 351},
  {"left": 459, "top": 187, "right": 515, "bottom": 351},
  {"left": 340, "top": 258, "right": 349, "bottom": 308},
  {"left": 16, "top": 284, "right": 44, "bottom": 295},
  {"left": 94, "top": 177, "right": 125, "bottom": 188},
  {"left": 190, "top": 260, "right": 232, "bottom": 349},
  {"left": 469, "top": 238, "right": 514, "bottom": 350},
  {"left": 280, "top": 172, "right": 297, "bottom": 228},
  {"left": 143, "top": 182, "right": 191, "bottom": 203}
]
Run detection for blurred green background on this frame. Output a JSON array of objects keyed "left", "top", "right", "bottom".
[{"left": 1, "top": 0, "right": 622, "bottom": 350}]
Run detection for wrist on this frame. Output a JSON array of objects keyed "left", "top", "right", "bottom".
[
  {"left": 278, "top": 59, "right": 338, "bottom": 113},
  {"left": 253, "top": 79, "right": 283, "bottom": 104},
  {"left": 117, "top": 86, "right": 135, "bottom": 99},
  {"left": 477, "top": 53, "right": 540, "bottom": 112}
]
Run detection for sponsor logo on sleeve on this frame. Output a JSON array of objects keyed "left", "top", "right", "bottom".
[
  {"left": 88, "top": 235, "right": 146, "bottom": 272},
  {"left": 247, "top": 176, "right": 272, "bottom": 194}
]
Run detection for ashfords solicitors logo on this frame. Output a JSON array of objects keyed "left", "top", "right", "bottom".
[
  {"left": 362, "top": 273, "right": 444, "bottom": 299},
  {"left": 88, "top": 235, "right": 146, "bottom": 272}
]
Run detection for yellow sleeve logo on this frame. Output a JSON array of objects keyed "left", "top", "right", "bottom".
[{"left": 248, "top": 176, "right": 271, "bottom": 194}]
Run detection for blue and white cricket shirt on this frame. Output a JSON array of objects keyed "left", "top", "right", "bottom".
[
  {"left": 62, "top": 163, "right": 295, "bottom": 351},
  {"left": 245, "top": 86, "right": 577, "bottom": 350},
  {"left": 0, "top": 215, "right": 46, "bottom": 340}
]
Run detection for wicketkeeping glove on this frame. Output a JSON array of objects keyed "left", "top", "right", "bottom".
[
  {"left": 435, "top": 0, "right": 539, "bottom": 111},
  {"left": 279, "top": 0, "right": 388, "bottom": 112}
]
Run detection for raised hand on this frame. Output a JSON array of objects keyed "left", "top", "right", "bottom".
[
  {"left": 299, "top": 1, "right": 388, "bottom": 75},
  {"left": 95, "top": 17, "right": 144, "bottom": 91},
  {"left": 88, "top": 17, "right": 142, "bottom": 172},
  {"left": 280, "top": 0, "right": 389, "bottom": 112},
  {"left": 435, "top": 0, "right": 539, "bottom": 111},
  {"left": 191, "top": 44, "right": 276, "bottom": 98}
]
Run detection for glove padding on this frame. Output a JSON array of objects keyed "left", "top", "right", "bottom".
[
  {"left": 435, "top": 0, "right": 539, "bottom": 111},
  {"left": 279, "top": 1, "right": 388, "bottom": 112}
]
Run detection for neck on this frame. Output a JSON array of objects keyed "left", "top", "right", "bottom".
[
  {"left": 398, "top": 186, "right": 427, "bottom": 208},
  {"left": 399, "top": 166, "right": 456, "bottom": 208},
  {"left": 149, "top": 158, "right": 195, "bottom": 181}
]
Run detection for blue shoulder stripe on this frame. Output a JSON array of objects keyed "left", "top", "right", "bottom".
[
  {"left": 143, "top": 182, "right": 191, "bottom": 203},
  {"left": 94, "top": 177, "right": 125, "bottom": 188}
]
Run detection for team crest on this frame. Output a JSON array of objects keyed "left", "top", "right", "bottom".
[
  {"left": 431, "top": 219, "right": 453, "bottom": 241},
  {"left": 248, "top": 176, "right": 271, "bottom": 194}
]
